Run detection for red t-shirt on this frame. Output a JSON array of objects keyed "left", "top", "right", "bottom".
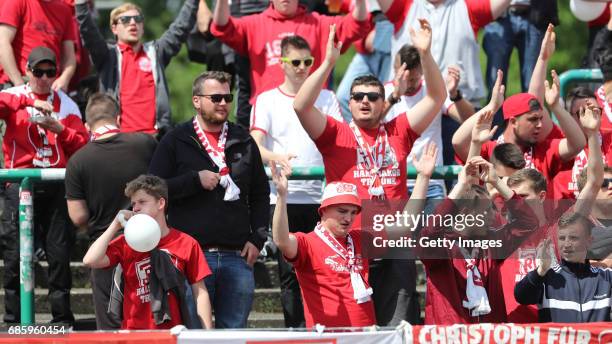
[
  {"left": 385, "top": 0, "right": 492, "bottom": 37},
  {"left": 480, "top": 137, "right": 572, "bottom": 197},
  {"left": 106, "top": 228, "right": 211, "bottom": 330},
  {"left": 314, "top": 115, "right": 419, "bottom": 201},
  {"left": 118, "top": 43, "right": 157, "bottom": 134},
  {"left": 0, "top": 0, "right": 76, "bottom": 84},
  {"left": 203, "top": 129, "right": 221, "bottom": 148},
  {"left": 287, "top": 230, "right": 376, "bottom": 328},
  {"left": 552, "top": 132, "right": 612, "bottom": 199}
]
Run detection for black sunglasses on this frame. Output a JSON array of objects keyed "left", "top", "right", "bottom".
[
  {"left": 280, "top": 57, "right": 314, "bottom": 67},
  {"left": 602, "top": 178, "right": 612, "bottom": 189},
  {"left": 116, "top": 14, "right": 144, "bottom": 25},
  {"left": 351, "top": 92, "right": 382, "bottom": 102},
  {"left": 197, "top": 94, "right": 234, "bottom": 103},
  {"left": 30, "top": 68, "right": 57, "bottom": 78}
]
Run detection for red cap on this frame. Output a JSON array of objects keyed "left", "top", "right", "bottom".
[
  {"left": 502, "top": 93, "right": 542, "bottom": 120},
  {"left": 318, "top": 182, "right": 361, "bottom": 215}
]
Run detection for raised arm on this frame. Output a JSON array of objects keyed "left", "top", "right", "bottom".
[
  {"left": 490, "top": 0, "right": 512, "bottom": 20},
  {"left": 83, "top": 211, "right": 130, "bottom": 269},
  {"left": 529, "top": 24, "right": 555, "bottom": 140},
  {"left": 270, "top": 162, "right": 299, "bottom": 260},
  {"left": 405, "top": 19, "right": 446, "bottom": 135},
  {"left": 574, "top": 104, "right": 604, "bottom": 216},
  {"left": 197, "top": 0, "right": 213, "bottom": 35},
  {"left": 467, "top": 109, "right": 498, "bottom": 162},
  {"left": 452, "top": 70, "right": 504, "bottom": 162},
  {"left": 403, "top": 142, "right": 437, "bottom": 216},
  {"left": 156, "top": 0, "right": 200, "bottom": 66},
  {"left": 446, "top": 65, "right": 476, "bottom": 123},
  {"left": 212, "top": 0, "right": 230, "bottom": 27},
  {"left": 545, "top": 70, "right": 586, "bottom": 160},
  {"left": 52, "top": 40, "right": 77, "bottom": 92},
  {"left": 75, "top": 0, "right": 111, "bottom": 68},
  {"left": 293, "top": 25, "right": 342, "bottom": 140},
  {"left": 0, "top": 25, "right": 23, "bottom": 86}
]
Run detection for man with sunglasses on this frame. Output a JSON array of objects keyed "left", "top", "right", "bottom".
[
  {"left": 210, "top": 0, "right": 370, "bottom": 126},
  {"left": 0, "top": 46, "right": 88, "bottom": 325},
  {"left": 75, "top": 0, "right": 199, "bottom": 137},
  {"left": 294, "top": 22, "right": 446, "bottom": 325},
  {"left": 0, "top": 0, "right": 77, "bottom": 92},
  {"left": 250, "top": 35, "right": 342, "bottom": 327},
  {"left": 149, "top": 71, "right": 270, "bottom": 328}
]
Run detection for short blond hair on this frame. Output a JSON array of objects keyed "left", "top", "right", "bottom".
[{"left": 110, "top": 3, "right": 143, "bottom": 27}]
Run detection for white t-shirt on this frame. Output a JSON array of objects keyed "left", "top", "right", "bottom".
[
  {"left": 384, "top": 81, "right": 453, "bottom": 187},
  {"left": 250, "top": 87, "right": 342, "bottom": 204}
]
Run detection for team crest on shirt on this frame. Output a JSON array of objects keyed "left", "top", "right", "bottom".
[
  {"left": 324, "top": 254, "right": 365, "bottom": 273},
  {"left": 138, "top": 56, "right": 152, "bottom": 72},
  {"left": 516, "top": 248, "right": 537, "bottom": 282},
  {"left": 133, "top": 251, "right": 179, "bottom": 303}
]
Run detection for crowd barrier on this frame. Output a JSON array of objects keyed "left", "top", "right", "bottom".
[{"left": 1, "top": 322, "right": 611, "bottom": 343}]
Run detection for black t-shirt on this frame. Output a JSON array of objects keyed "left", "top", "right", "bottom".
[{"left": 65, "top": 133, "right": 157, "bottom": 240}]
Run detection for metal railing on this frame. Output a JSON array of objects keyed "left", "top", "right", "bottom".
[{"left": 558, "top": 69, "right": 603, "bottom": 99}]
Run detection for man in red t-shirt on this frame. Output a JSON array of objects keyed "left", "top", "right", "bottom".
[
  {"left": 83, "top": 175, "right": 213, "bottom": 329},
  {"left": 294, "top": 23, "right": 446, "bottom": 325},
  {"left": 453, "top": 79, "right": 585, "bottom": 197},
  {"left": 0, "top": 0, "right": 77, "bottom": 91}
]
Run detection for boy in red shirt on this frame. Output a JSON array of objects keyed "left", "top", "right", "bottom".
[{"left": 83, "top": 175, "right": 213, "bottom": 329}]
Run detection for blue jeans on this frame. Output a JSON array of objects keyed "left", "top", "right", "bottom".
[
  {"left": 204, "top": 251, "right": 255, "bottom": 328},
  {"left": 483, "top": 13, "right": 544, "bottom": 125},
  {"left": 337, "top": 20, "right": 393, "bottom": 122}
]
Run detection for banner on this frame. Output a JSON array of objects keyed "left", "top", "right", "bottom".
[
  {"left": 408, "top": 322, "right": 612, "bottom": 344},
  {"left": 177, "top": 329, "right": 404, "bottom": 344}
]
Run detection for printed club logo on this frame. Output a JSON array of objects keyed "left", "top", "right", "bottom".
[{"left": 138, "top": 56, "right": 152, "bottom": 72}]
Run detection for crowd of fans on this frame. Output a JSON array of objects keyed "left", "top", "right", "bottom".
[{"left": 0, "top": 0, "right": 611, "bottom": 331}]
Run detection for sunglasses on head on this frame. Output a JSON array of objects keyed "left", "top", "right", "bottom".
[
  {"left": 351, "top": 92, "right": 382, "bottom": 102},
  {"left": 30, "top": 68, "right": 57, "bottom": 78},
  {"left": 602, "top": 178, "right": 612, "bottom": 189},
  {"left": 280, "top": 57, "right": 314, "bottom": 67},
  {"left": 197, "top": 94, "right": 234, "bottom": 103},
  {"left": 116, "top": 14, "right": 144, "bottom": 25}
]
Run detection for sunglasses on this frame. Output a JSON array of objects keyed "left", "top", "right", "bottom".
[
  {"left": 602, "top": 178, "right": 612, "bottom": 189},
  {"left": 351, "top": 92, "right": 382, "bottom": 102},
  {"left": 30, "top": 68, "right": 57, "bottom": 78},
  {"left": 280, "top": 57, "right": 314, "bottom": 67},
  {"left": 116, "top": 14, "right": 144, "bottom": 25},
  {"left": 197, "top": 94, "right": 234, "bottom": 103}
]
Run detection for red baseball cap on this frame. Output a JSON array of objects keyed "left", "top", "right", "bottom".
[
  {"left": 502, "top": 93, "right": 542, "bottom": 120},
  {"left": 318, "top": 182, "right": 361, "bottom": 215}
]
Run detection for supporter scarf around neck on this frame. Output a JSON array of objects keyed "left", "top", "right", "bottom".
[
  {"left": 91, "top": 124, "right": 120, "bottom": 141},
  {"left": 497, "top": 134, "right": 534, "bottom": 169},
  {"left": 349, "top": 121, "right": 388, "bottom": 199},
  {"left": 314, "top": 223, "right": 373, "bottom": 304},
  {"left": 25, "top": 86, "right": 60, "bottom": 168},
  {"left": 459, "top": 247, "right": 491, "bottom": 317},
  {"left": 597, "top": 85, "right": 612, "bottom": 123},
  {"left": 192, "top": 116, "right": 240, "bottom": 201}
]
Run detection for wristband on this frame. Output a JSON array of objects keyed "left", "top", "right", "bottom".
[
  {"left": 387, "top": 94, "right": 400, "bottom": 105},
  {"left": 450, "top": 89, "right": 463, "bottom": 102}
]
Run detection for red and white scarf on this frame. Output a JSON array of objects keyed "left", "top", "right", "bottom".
[
  {"left": 91, "top": 124, "right": 120, "bottom": 141},
  {"left": 497, "top": 134, "right": 534, "bottom": 169},
  {"left": 314, "top": 223, "right": 372, "bottom": 304},
  {"left": 597, "top": 85, "right": 612, "bottom": 124},
  {"left": 193, "top": 117, "right": 240, "bottom": 201},
  {"left": 25, "top": 87, "right": 60, "bottom": 168},
  {"left": 349, "top": 121, "right": 389, "bottom": 199},
  {"left": 460, "top": 247, "right": 491, "bottom": 317}
]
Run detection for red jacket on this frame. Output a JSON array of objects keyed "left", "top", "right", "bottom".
[
  {"left": 419, "top": 194, "right": 539, "bottom": 325},
  {"left": 211, "top": 4, "right": 370, "bottom": 104},
  {"left": 0, "top": 86, "right": 88, "bottom": 168}
]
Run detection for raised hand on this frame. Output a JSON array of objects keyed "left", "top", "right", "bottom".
[
  {"left": 445, "top": 65, "right": 461, "bottom": 98},
  {"left": 324, "top": 24, "right": 343, "bottom": 66},
  {"left": 413, "top": 141, "right": 438, "bottom": 178},
  {"left": 471, "top": 110, "right": 498, "bottom": 144},
  {"left": 579, "top": 103, "right": 602, "bottom": 136},
  {"left": 487, "top": 69, "right": 505, "bottom": 112},
  {"left": 539, "top": 24, "right": 556, "bottom": 61},
  {"left": 269, "top": 160, "right": 288, "bottom": 197},
  {"left": 409, "top": 19, "right": 432, "bottom": 54},
  {"left": 469, "top": 156, "right": 498, "bottom": 184},
  {"left": 544, "top": 70, "right": 561, "bottom": 107},
  {"left": 536, "top": 238, "right": 553, "bottom": 276},
  {"left": 458, "top": 158, "right": 479, "bottom": 186},
  {"left": 393, "top": 62, "right": 409, "bottom": 97}
]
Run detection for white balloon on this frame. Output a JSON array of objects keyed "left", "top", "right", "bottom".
[
  {"left": 124, "top": 214, "right": 161, "bottom": 252},
  {"left": 570, "top": 0, "right": 606, "bottom": 22}
]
